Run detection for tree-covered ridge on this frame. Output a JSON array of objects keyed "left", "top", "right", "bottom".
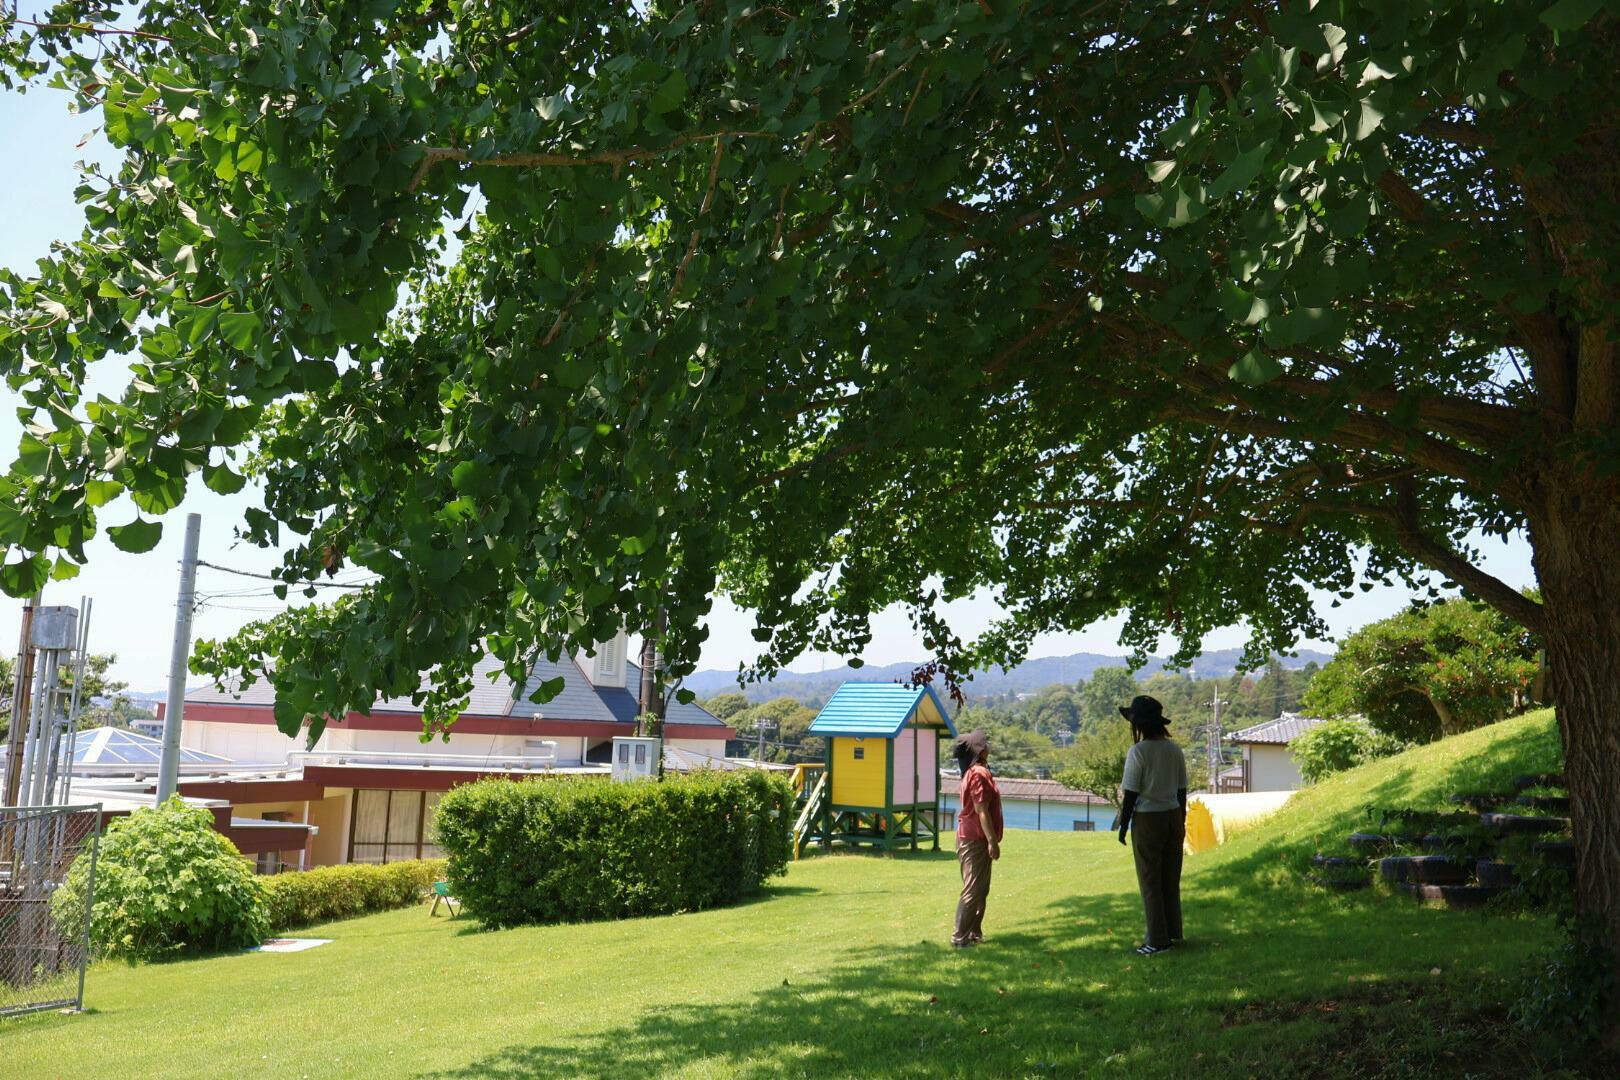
[{"left": 710, "top": 659, "right": 1315, "bottom": 779}]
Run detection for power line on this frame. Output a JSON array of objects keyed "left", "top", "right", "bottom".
[{"left": 196, "top": 559, "right": 374, "bottom": 590}]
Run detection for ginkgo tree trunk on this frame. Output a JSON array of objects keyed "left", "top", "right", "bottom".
[{"left": 3, "top": 0, "right": 1619, "bottom": 1034}]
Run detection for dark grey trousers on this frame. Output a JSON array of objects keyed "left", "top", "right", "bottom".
[{"left": 1131, "top": 809, "right": 1185, "bottom": 948}]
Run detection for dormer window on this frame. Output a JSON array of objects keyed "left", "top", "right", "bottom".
[{"left": 595, "top": 635, "right": 622, "bottom": 683}]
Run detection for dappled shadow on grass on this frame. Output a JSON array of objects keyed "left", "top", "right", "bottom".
[
  {"left": 447, "top": 882, "right": 826, "bottom": 936},
  {"left": 420, "top": 868, "right": 1578, "bottom": 1079}
]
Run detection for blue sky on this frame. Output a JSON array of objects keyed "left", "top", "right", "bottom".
[{"left": 0, "top": 74, "right": 1538, "bottom": 692}]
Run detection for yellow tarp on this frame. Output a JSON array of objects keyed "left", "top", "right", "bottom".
[{"left": 1183, "top": 791, "right": 1294, "bottom": 854}]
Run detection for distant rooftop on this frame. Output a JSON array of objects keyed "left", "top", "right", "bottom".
[
  {"left": 0, "top": 726, "right": 235, "bottom": 777},
  {"left": 939, "top": 774, "right": 1109, "bottom": 806},
  {"left": 183, "top": 654, "right": 725, "bottom": 728},
  {"left": 1228, "top": 713, "right": 1327, "bottom": 746}
]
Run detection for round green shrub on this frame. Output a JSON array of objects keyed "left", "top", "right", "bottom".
[
  {"left": 53, "top": 798, "right": 269, "bottom": 961},
  {"left": 1293, "top": 718, "right": 1407, "bottom": 784}
]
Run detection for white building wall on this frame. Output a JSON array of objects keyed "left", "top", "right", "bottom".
[
  {"left": 1246, "top": 744, "right": 1304, "bottom": 792},
  {"left": 668, "top": 738, "right": 728, "bottom": 760},
  {"left": 189, "top": 721, "right": 304, "bottom": 765}
]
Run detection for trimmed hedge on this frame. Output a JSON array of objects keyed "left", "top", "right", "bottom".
[
  {"left": 263, "top": 859, "right": 445, "bottom": 931},
  {"left": 434, "top": 770, "right": 793, "bottom": 928}
]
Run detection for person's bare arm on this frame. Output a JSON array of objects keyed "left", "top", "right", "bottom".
[{"left": 978, "top": 805, "right": 1000, "bottom": 859}]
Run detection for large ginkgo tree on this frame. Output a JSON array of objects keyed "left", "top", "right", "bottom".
[{"left": 3, "top": 0, "right": 1618, "bottom": 1014}]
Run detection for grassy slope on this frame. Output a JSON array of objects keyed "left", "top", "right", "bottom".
[{"left": 2, "top": 711, "right": 1573, "bottom": 1079}]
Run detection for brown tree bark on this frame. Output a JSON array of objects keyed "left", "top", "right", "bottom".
[
  {"left": 1528, "top": 473, "right": 1620, "bottom": 1044},
  {"left": 1418, "top": 688, "right": 1462, "bottom": 738}
]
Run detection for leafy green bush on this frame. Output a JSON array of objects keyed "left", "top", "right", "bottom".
[
  {"left": 262, "top": 859, "right": 445, "bottom": 931},
  {"left": 1511, "top": 925, "right": 1613, "bottom": 1047},
  {"left": 1301, "top": 599, "right": 1540, "bottom": 742},
  {"left": 1293, "top": 718, "right": 1407, "bottom": 783},
  {"left": 52, "top": 798, "right": 268, "bottom": 961},
  {"left": 434, "top": 770, "right": 794, "bottom": 928}
]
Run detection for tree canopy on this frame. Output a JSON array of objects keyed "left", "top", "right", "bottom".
[
  {"left": 0, "top": 2, "right": 1613, "bottom": 734},
  {"left": 9, "top": 0, "right": 1619, "bottom": 1015},
  {"left": 1302, "top": 598, "right": 1541, "bottom": 740}
]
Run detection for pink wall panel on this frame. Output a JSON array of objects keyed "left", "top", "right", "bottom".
[
  {"left": 892, "top": 727, "right": 917, "bottom": 805},
  {"left": 916, "top": 728, "right": 937, "bottom": 802}
]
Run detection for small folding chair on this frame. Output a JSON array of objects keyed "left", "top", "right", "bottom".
[{"left": 429, "top": 880, "right": 461, "bottom": 917}]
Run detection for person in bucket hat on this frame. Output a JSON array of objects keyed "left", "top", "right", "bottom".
[
  {"left": 950, "top": 729, "right": 1002, "bottom": 948},
  {"left": 1115, "top": 695, "right": 1187, "bottom": 955}
]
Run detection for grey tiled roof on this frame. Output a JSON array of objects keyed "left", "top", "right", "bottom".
[
  {"left": 185, "top": 652, "right": 725, "bottom": 727},
  {"left": 939, "top": 774, "right": 1109, "bottom": 805},
  {"left": 1228, "top": 713, "right": 1327, "bottom": 745},
  {"left": 508, "top": 656, "right": 618, "bottom": 723},
  {"left": 596, "top": 662, "right": 726, "bottom": 727}
]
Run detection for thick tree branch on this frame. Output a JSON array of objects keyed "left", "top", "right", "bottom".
[
  {"left": 1293, "top": 488, "right": 1545, "bottom": 633},
  {"left": 1166, "top": 374, "right": 1504, "bottom": 496},
  {"left": 405, "top": 131, "right": 779, "bottom": 192},
  {"left": 1390, "top": 484, "right": 1544, "bottom": 633}
]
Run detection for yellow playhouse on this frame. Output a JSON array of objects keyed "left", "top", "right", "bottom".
[{"left": 797, "top": 682, "right": 957, "bottom": 853}]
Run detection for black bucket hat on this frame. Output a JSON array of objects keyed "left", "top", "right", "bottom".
[
  {"left": 953, "top": 730, "right": 990, "bottom": 760},
  {"left": 1118, "top": 695, "right": 1169, "bottom": 727}
]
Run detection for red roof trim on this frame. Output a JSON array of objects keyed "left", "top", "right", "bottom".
[
  {"left": 178, "top": 777, "right": 326, "bottom": 802},
  {"left": 175, "top": 702, "right": 732, "bottom": 741},
  {"left": 300, "top": 764, "right": 583, "bottom": 792}
]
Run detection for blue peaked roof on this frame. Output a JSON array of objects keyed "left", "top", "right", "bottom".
[{"left": 808, "top": 682, "right": 958, "bottom": 738}]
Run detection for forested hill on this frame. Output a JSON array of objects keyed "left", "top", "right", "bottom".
[{"left": 684, "top": 648, "right": 1333, "bottom": 706}]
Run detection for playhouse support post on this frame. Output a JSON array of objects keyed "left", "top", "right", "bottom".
[
  {"left": 884, "top": 739, "right": 896, "bottom": 853},
  {"left": 932, "top": 731, "right": 941, "bottom": 850}
]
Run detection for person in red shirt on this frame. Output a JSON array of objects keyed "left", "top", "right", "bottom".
[{"left": 951, "top": 730, "right": 1003, "bottom": 948}]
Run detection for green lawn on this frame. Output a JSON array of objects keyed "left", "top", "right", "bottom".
[{"left": 2, "top": 711, "right": 1586, "bottom": 1077}]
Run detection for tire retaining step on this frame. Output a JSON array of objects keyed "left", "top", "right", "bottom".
[
  {"left": 1513, "top": 773, "right": 1565, "bottom": 791},
  {"left": 1479, "top": 812, "right": 1569, "bottom": 836},
  {"left": 1380, "top": 855, "right": 1470, "bottom": 886},
  {"left": 1515, "top": 794, "right": 1571, "bottom": 813},
  {"left": 1311, "top": 854, "right": 1367, "bottom": 869},
  {"left": 1401, "top": 883, "right": 1508, "bottom": 908},
  {"left": 1475, "top": 860, "right": 1520, "bottom": 888},
  {"left": 1448, "top": 792, "right": 1509, "bottom": 811}
]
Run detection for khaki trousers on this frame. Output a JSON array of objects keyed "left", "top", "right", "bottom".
[
  {"left": 953, "top": 838, "right": 992, "bottom": 944},
  {"left": 1131, "top": 809, "right": 1185, "bottom": 949}
]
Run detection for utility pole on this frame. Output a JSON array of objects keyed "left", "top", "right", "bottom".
[
  {"left": 1207, "top": 685, "right": 1228, "bottom": 790},
  {"left": 3, "top": 590, "right": 42, "bottom": 808},
  {"left": 157, "top": 513, "right": 202, "bottom": 803},
  {"left": 754, "top": 717, "right": 777, "bottom": 764}
]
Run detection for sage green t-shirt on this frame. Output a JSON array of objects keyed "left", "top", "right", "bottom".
[{"left": 1122, "top": 738, "right": 1188, "bottom": 813}]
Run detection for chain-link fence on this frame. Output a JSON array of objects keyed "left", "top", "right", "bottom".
[{"left": 0, "top": 805, "right": 102, "bottom": 1018}]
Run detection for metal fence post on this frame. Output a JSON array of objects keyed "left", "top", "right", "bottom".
[{"left": 75, "top": 806, "right": 102, "bottom": 1012}]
